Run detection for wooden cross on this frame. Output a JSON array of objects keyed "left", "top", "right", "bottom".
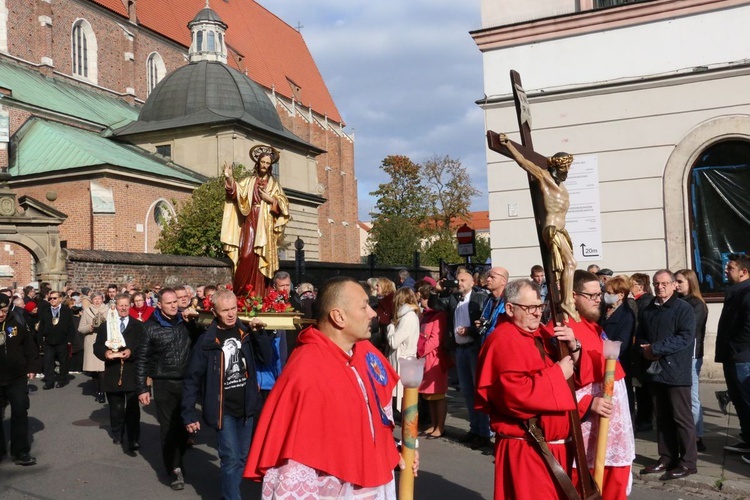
[{"left": 487, "top": 70, "right": 599, "bottom": 500}]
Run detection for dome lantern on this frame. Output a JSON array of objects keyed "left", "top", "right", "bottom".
[{"left": 188, "top": 0, "right": 228, "bottom": 64}]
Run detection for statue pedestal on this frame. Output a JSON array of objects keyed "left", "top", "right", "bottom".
[{"left": 197, "top": 311, "right": 304, "bottom": 330}]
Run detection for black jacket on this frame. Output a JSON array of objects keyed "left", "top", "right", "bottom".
[
  {"left": 681, "top": 294, "right": 708, "bottom": 359},
  {"left": 134, "top": 309, "right": 192, "bottom": 394},
  {"left": 601, "top": 300, "right": 636, "bottom": 365},
  {"left": 432, "top": 289, "right": 488, "bottom": 351},
  {"left": 636, "top": 294, "right": 696, "bottom": 386},
  {"left": 37, "top": 304, "right": 76, "bottom": 346},
  {"left": 93, "top": 317, "right": 146, "bottom": 393},
  {"left": 715, "top": 279, "right": 750, "bottom": 363},
  {"left": 0, "top": 314, "right": 39, "bottom": 385}
]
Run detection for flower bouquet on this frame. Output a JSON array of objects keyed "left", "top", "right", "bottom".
[{"left": 198, "top": 284, "right": 301, "bottom": 330}]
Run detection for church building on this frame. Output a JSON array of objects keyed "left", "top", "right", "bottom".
[{"left": 0, "top": 0, "right": 359, "bottom": 286}]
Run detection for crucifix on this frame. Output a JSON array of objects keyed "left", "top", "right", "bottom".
[{"left": 487, "top": 70, "right": 599, "bottom": 500}]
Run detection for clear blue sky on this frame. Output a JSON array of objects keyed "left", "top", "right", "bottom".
[{"left": 260, "top": 0, "right": 487, "bottom": 221}]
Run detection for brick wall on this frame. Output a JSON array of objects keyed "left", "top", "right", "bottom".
[{"left": 0, "top": 242, "right": 35, "bottom": 288}]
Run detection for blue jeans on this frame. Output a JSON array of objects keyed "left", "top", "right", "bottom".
[
  {"left": 216, "top": 415, "right": 255, "bottom": 500},
  {"left": 724, "top": 362, "right": 750, "bottom": 443},
  {"left": 455, "top": 342, "right": 490, "bottom": 438},
  {"left": 691, "top": 358, "right": 704, "bottom": 438}
]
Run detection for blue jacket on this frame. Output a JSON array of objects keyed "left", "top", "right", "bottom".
[
  {"left": 181, "top": 320, "right": 273, "bottom": 430},
  {"left": 257, "top": 330, "right": 288, "bottom": 391}
]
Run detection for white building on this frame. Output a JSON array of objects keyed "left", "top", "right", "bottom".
[{"left": 473, "top": 0, "right": 750, "bottom": 377}]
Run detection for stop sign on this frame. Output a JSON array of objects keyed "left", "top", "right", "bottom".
[{"left": 456, "top": 224, "right": 475, "bottom": 244}]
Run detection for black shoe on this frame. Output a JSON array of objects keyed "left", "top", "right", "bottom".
[
  {"left": 470, "top": 436, "right": 492, "bottom": 450},
  {"left": 13, "top": 453, "right": 37, "bottom": 466},
  {"left": 641, "top": 461, "right": 670, "bottom": 474},
  {"left": 129, "top": 442, "right": 141, "bottom": 451},
  {"left": 55, "top": 381, "right": 67, "bottom": 388},
  {"left": 697, "top": 438, "right": 706, "bottom": 452},
  {"left": 170, "top": 468, "right": 185, "bottom": 491},
  {"left": 660, "top": 466, "right": 697, "bottom": 480},
  {"left": 716, "top": 390, "right": 731, "bottom": 415},
  {"left": 112, "top": 438, "right": 121, "bottom": 445},
  {"left": 724, "top": 441, "right": 750, "bottom": 453},
  {"left": 97, "top": 392, "right": 106, "bottom": 404},
  {"left": 742, "top": 453, "right": 750, "bottom": 465},
  {"left": 458, "top": 431, "right": 477, "bottom": 444},
  {"left": 43, "top": 383, "right": 54, "bottom": 390}
]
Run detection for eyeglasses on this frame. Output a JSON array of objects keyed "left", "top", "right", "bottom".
[
  {"left": 576, "top": 291, "right": 602, "bottom": 301},
  {"left": 49, "top": 296, "right": 60, "bottom": 300},
  {"left": 487, "top": 273, "right": 507, "bottom": 281},
  {"left": 510, "top": 302, "right": 544, "bottom": 314},
  {"left": 652, "top": 281, "right": 674, "bottom": 288}
]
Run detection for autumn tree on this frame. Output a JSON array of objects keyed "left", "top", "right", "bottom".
[{"left": 422, "top": 154, "right": 480, "bottom": 230}]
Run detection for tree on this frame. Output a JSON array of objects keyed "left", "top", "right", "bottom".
[
  {"left": 156, "top": 166, "right": 247, "bottom": 257},
  {"left": 421, "top": 230, "right": 460, "bottom": 267},
  {"left": 367, "top": 215, "right": 421, "bottom": 266},
  {"left": 369, "top": 155, "right": 429, "bottom": 232},
  {"left": 421, "top": 154, "right": 480, "bottom": 230}
]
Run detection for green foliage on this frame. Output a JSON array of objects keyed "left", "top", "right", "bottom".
[
  {"left": 369, "top": 155, "right": 429, "bottom": 234},
  {"left": 421, "top": 231, "right": 460, "bottom": 267},
  {"left": 474, "top": 236, "right": 492, "bottom": 264},
  {"left": 156, "top": 165, "right": 248, "bottom": 257},
  {"left": 367, "top": 215, "right": 421, "bottom": 266},
  {"left": 421, "top": 154, "right": 480, "bottom": 230}
]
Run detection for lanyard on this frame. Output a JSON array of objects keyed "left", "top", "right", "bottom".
[{"left": 481, "top": 297, "right": 504, "bottom": 330}]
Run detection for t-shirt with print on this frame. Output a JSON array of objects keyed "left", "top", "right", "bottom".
[{"left": 216, "top": 326, "right": 247, "bottom": 418}]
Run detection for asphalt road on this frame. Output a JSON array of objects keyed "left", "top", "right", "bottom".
[{"left": 0, "top": 375, "right": 721, "bottom": 499}]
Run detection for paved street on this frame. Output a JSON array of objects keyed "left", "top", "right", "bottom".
[{"left": 0, "top": 374, "right": 746, "bottom": 499}]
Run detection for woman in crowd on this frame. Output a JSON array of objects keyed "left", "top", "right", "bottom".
[
  {"left": 64, "top": 296, "right": 84, "bottom": 373},
  {"left": 375, "top": 277, "right": 396, "bottom": 355},
  {"left": 416, "top": 282, "right": 449, "bottom": 438},
  {"left": 601, "top": 275, "right": 637, "bottom": 416},
  {"left": 129, "top": 292, "right": 154, "bottom": 322},
  {"left": 387, "top": 286, "right": 420, "bottom": 413},
  {"left": 675, "top": 268, "right": 709, "bottom": 452},
  {"left": 630, "top": 272, "right": 655, "bottom": 431},
  {"left": 79, "top": 292, "right": 108, "bottom": 403}
]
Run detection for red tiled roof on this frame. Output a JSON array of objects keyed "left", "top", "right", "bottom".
[
  {"left": 452, "top": 211, "right": 490, "bottom": 232},
  {"left": 89, "top": 0, "right": 343, "bottom": 123}
]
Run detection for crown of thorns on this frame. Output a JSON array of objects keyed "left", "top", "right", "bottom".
[
  {"left": 547, "top": 153, "right": 573, "bottom": 169},
  {"left": 250, "top": 145, "right": 280, "bottom": 164}
]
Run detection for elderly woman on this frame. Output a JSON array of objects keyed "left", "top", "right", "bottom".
[
  {"left": 79, "top": 291, "right": 109, "bottom": 403},
  {"left": 129, "top": 292, "right": 154, "bottom": 322},
  {"left": 386, "top": 287, "right": 420, "bottom": 412}
]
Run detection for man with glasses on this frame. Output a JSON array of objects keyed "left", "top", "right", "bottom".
[
  {"left": 477, "top": 267, "right": 509, "bottom": 343},
  {"left": 476, "top": 278, "right": 588, "bottom": 499},
  {"left": 38, "top": 291, "right": 76, "bottom": 390},
  {"left": 716, "top": 253, "right": 750, "bottom": 462},
  {"left": 637, "top": 270, "right": 697, "bottom": 480}
]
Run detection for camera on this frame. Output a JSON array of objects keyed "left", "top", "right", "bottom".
[
  {"left": 477, "top": 317, "right": 491, "bottom": 339},
  {"left": 441, "top": 278, "right": 459, "bottom": 290}
]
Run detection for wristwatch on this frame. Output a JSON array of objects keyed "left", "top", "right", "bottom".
[{"left": 569, "top": 339, "right": 582, "bottom": 353}]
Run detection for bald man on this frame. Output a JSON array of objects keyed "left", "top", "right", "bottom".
[{"left": 245, "top": 277, "right": 416, "bottom": 498}]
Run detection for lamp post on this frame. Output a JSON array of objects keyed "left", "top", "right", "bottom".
[{"left": 397, "top": 356, "right": 424, "bottom": 500}]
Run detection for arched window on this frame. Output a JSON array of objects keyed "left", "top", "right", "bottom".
[
  {"left": 71, "top": 19, "right": 98, "bottom": 83},
  {"left": 147, "top": 52, "right": 166, "bottom": 96},
  {"left": 218, "top": 33, "right": 224, "bottom": 55},
  {"left": 689, "top": 140, "right": 750, "bottom": 294},
  {"left": 196, "top": 31, "right": 203, "bottom": 52},
  {"left": 207, "top": 31, "right": 215, "bottom": 52}
]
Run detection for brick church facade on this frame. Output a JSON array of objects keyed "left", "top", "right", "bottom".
[{"left": 0, "top": 0, "right": 359, "bottom": 287}]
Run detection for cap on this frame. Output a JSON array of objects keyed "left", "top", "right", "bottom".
[
  {"left": 0, "top": 294, "right": 10, "bottom": 309},
  {"left": 596, "top": 268, "right": 614, "bottom": 277},
  {"left": 24, "top": 301, "right": 37, "bottom": 313}
]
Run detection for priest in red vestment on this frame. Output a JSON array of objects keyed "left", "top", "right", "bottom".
[
  {"left": 244, "top": 277, "right": 417, "bottom": 498},
  {"left": 476, "top": 278, "right": 592, "bottom": 500},
  {"left": 560, "top": 271, "right": 634, "bottom": 500}
]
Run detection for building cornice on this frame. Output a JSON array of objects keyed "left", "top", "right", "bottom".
[{"left": 471, "top": 0, "right": 749, "bottom": 51}]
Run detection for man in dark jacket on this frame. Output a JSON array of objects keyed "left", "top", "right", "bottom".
[
  {"left": 94, "top": 293, "right": 145, "bottom": 454},
  {"left": 715, "top": 253, "right": 750, "bottom": 460},
  {"left": 0, "top": 294, "right": 38, "bottom": 466},
  {"left": 182, "top": 289, "right": 272, "bottom": 500},
  {"left": 38, "top": 290, "right": 76, "bottom": 389},
  {"left": 135, "top": 289, "right": 192, "bottom": 490},
  {"left": 637, "top": 269, "right": 697, "bottom": 480}
]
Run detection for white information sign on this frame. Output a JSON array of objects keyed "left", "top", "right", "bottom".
[{"left": 564, "top": 155, "right": 603, "bottom": 261}]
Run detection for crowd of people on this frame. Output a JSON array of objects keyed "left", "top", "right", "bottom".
[{"left": 1, "top": 254, "right": 749, "bottom": 499}]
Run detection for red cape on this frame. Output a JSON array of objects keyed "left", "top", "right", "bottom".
[{"left": 244, "top": 326, "right": 401, "bottom": 488}]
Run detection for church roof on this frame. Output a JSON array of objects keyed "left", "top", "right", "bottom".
[
  {"left": 89, "top": 0, "right": 343, "bottom": 124},
  {"left": 113, "top": 60, "right": 317, "bottom": 152},
  {"left": 10, "top": 118, "right": 206, "bottom": 184},
  {"left": 0, "top": 60, "right": 138, "bottom": 129},
  {"left": 189, "top": 6, "right": 226, "bottom": 26}
]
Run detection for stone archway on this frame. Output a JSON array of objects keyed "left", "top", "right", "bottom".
[
  {"left": 663, "top": 114, "right": 750, "bottom": 270},
  {"left": 0, "top": 179, "right": 68, "bottom": 289}
]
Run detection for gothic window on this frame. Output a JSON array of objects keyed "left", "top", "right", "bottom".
[
  {"left": 147, "top": 52, "right": 166, "bottom": 96},
  {"left": 196, "top": 31, "right": 203, "bottom": 52},
  {"left": 689, "top": 140, "right": 750, "bottom": 294},
  {"left": 208, "top": 31, "right": 215, "bottom": 52},
  {"left": 218, "top": 33, "right": 224, "bottom": 54},
  {"left": 71, "top": 19, "right": 98, "bottom": 83}
]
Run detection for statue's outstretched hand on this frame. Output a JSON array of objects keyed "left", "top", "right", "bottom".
[
  {"left": 499, "top": 133, "right": 509, "bottom": 144},
  {"left": 223, "top": 162, "right": 233, "bottom": 179}
]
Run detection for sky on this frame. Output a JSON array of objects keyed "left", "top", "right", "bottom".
[{"left": 260, "top": 0, "right": 487, "bottom": 221}]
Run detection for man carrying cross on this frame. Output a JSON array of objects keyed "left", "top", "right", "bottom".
[{"left": 498, "top": 133, "right": 577, "bottom": 321}]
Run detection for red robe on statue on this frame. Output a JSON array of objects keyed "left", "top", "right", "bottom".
[
  {"left": 475, "top": 320, "right": 592, "bottom": 500},
  {"left": 244, "top": 326, "right": 401, "bottom": 488}
]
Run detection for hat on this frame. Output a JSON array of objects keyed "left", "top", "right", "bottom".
[
  {"left": 24, "top": 301, "right": 37, "bottom": 313},
  {"left": 422, "top": 276, "right": 437, "bottom": 287},
  {"left": 0, "top": 294, "right": 9, "bottom": 309},
  {"left": 596, "top": 268, "right": 614, "bottom": 277}
]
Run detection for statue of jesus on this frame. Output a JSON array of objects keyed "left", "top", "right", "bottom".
[
  {"left": 221, "top": 145, "right": 290, "bottom": 297},
  {"left": 499, "top": 133, "right": 579, "bottom": 322}
]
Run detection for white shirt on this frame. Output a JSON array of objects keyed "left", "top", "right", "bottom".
[{"left": 454, "top": 290, "right": 473, "bottom": 345}]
